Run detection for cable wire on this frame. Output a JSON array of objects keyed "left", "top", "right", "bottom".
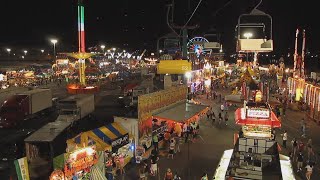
[
  {"left": 181, "top": 0, "right": 204, "bottom": 30},
  {"left": 167, "top": 6, "right": 180, "bottom": 37},
  {"left": 211, "top": 0, "right": 235, "bottom": 17}
]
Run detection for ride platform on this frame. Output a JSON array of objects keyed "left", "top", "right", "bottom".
[{"left": 66, "top": 84, "right": 99, "bottom": 94}]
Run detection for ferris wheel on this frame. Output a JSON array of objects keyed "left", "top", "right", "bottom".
[{"left": 187, "top": 37, "right": 209, "bottom": 57}]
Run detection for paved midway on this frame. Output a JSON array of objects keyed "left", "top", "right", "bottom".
[{"left": 119, "top": 87, "right": 320, "bottom": 180}]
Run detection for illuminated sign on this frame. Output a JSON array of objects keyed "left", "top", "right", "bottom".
[
  {"left": 111, "top": 134, "right": 129, "bottom": 150},
  {"left": 247, "top": 108, "right": 270, "bottom": 119},
  {"left": 64, "top": 146, "right": 98, "bottom": 177}
]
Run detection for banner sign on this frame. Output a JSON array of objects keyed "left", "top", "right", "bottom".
[
  {"left": 153, "top": 125, "right": 167, "bottom": 135},
  {"left": 247, "top": 108, "right": 270, "bottom": 119},
  {"left": 14, "top": 157, "right": 30, "bottom": 180},
  {"left": 111, "top": 133, "right": 130, "bottom": 150}
]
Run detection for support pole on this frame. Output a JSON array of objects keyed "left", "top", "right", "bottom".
[
  {"left": 293, "top": 29, "right": 299, "bottom": 77},
  {"left": 182, "top": 28, "right": 188, "bottom": 59},
  {"left": 301, "top": 29, "right": 306, "bottom": 79}
]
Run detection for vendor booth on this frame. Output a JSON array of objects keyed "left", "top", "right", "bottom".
[
  {"left": 49, "top": 146, "right": 107, "bottom": 180},
  {"left": 153, "top": 101, "right": 208, "bottom": 130},
  {"left": 67, "top": 122, "right": 134, "bottom": 168},
  {"left": 137, "top": 85, "right": 188, "bottom": 161},
  {"left": 234, "top": 106, "right": 281, "bottom": 128}
]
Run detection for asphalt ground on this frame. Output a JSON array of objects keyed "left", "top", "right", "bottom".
[{"left": 118, "top": 87, "right": 320, "bottom": 180}]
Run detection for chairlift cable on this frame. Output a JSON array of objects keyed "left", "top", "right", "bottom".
[
  {"left": 181, "top": 0, "right": 204, "bottom": 30},
  {"left": 211, "top": 0, "right": 235, "bottom": 17}
]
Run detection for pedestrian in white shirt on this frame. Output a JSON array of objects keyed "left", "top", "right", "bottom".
[
  {"left": 220, "top": 104, "right": 224, "bottom": 112},
  {"left": 281, "top": 130, "right": 288, "bottom": 148},
  {"left": 305, "top": 164, "right": 313, "bottom": 180}
]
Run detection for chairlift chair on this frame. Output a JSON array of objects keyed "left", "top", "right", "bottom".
[{"left": 236, "top": 5, "right": 273, "bottom": 53}]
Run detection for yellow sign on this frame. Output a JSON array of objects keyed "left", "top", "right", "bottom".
[{"left": 157, "top": 60, "right": 192, "bottom": 74}]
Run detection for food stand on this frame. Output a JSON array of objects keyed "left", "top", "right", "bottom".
[
  {"left": 223, "top": 91, "right": 284, "bottom": 179},
  {"left": 49, "top": 146, "right": 107, "bottom": 180},
  {"left": 64, "top": 146, "right": 98, "bottom": 179},
  {"left": 66, "top": 122, "right": 134, "bottom": 169}
]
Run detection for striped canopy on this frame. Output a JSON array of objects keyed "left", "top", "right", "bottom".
[{"left": 68, "top": 122, "right": 128, "bottom": 151}]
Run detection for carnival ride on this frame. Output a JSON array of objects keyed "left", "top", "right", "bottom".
[
  {"left": 293, "top": 28, "right": 306, "bottom": 79},
  {"left": 187, "top": 36, "right": 210, "bottom": 57},
  {"left": 66, "top": 0, "right": 99, "bottom": 94}
]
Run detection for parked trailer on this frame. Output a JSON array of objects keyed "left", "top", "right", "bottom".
[
  {"left": 56, "top": 94, "right": 95, "bottom": 123},
  {"left": 0, "top": 89, "right": 53, "bottom": 128}
]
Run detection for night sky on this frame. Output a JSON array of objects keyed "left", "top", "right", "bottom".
[{"left": 1, "top": 0, "right": 319, "bottom": 54}]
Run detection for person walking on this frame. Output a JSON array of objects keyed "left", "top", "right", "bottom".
[
  {"left": 206, "top": 108, "right": 211, "bottom": 120},
  {"left": 272, "top": 128, "right": 276, "bottom": 141},
  {"left": 305, "top": 164, "right": 313, "bottom": 180},
  {"left": 297, "top": 151, "right": 304, "bottom": 172},
  {"left": 291, "top": 138, "right": 298, "bottom": 161},
  {"left": 218, "top": 112, "right": 222, "bottom": 125},
  {"left": 164, "top": 168, "right": 174, "bottom": 180},
  {"left": 153, "top": 134, "right": 159, "bottom": 152},
  {"left": 281, "top": 130, "right": 287, "bottom": 148},
  {"left": 307, "top": 138, "right": 313, "bottom": 159},
  {"left": 301, "top": 122, "right": 306, "bottom": 138},
  {"left": 211, "top": 111, "right": 216, "bottom": 125},
  {"left": 167, "top": 139, "right": 175, "bottom": 159},
  {"left": 220, "top": 103, "right": 224, "bottom": 112},
  {"left": 150, "top": 153, "right": 159, "bottom": 176},
  {"left": 118, "top": 154, "right": 125, "bottom": 175},
  {"left": 138, "top": 160, "right": 148, "bottom": 180},
  {"left": 225, "top": 111, "right": 229, "bottom": 126}
]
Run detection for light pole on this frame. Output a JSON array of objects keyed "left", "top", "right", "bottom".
[
  {"left": 244, "top": 32, "right": 253, "bottom": 62},
  {"left": 6, "top": 48, "right": 11, "bottom": 56},
  {"left": 100, "top": 45, "right": 105, "bottom": 53},
  {"left": 41, "top": 49, "right": 44, "bottom": 54},
  {"left": 50, "top": 39, "right": 58, "bottom": 58},
  {"left": 23, "top": 50, "right": 28, "bottom": 56}
]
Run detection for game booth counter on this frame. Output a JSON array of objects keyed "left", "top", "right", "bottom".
[
  {"left": 49, "top": 146, "right": 107, "bottom": 180},
  {"left": 152, "top": 101, "right": 209, "bottom": 130},
  {"left": 65, "top": 122, "right": 134, "bottom": 171}
]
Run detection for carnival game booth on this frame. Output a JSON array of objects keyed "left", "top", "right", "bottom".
[
  {"left": 67, "top": 122, "right": 134, "bottom": 168},
  {"left": 49, "top": 145, "right": 107, "bottom": 180},
  {"left": 153, "top": 101, "right": 208, "bottom": 131}
]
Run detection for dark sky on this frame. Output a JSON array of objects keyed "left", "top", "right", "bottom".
[{"left": 1, "top": 0, "right": 319, "bottom": 54}]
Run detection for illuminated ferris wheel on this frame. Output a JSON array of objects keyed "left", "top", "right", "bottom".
[{"left": 187, "top": 37, "right": 209, "bottom": 57}]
